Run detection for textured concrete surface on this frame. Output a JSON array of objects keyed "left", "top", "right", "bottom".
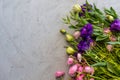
[{"left": 0, "top": 0, "right": 120, "bottom": 80}]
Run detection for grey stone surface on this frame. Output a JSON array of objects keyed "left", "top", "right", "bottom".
[{"left": 0, "top": 0, "right": 120, "bottom": 80}]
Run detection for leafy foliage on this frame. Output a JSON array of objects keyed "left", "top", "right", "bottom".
[{"left": 61, "top": 1, "right": 120, "bottom": 80}]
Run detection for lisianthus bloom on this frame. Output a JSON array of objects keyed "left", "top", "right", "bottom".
[
  {"left": 81, "top": 4, "right": 92, "bottom": 12},
  {"left": 55, "top": 71, "right": 65, "bottom": 78},
  {"left": 110, "top": 19, "right": 120, "bottom": 31},
  {"left": 77, "top": 40, "right": 90, "bottom": 53},
  {"left": 77, "top": 39, "right": 93, "bottom": 53},
  {"left": 80, "top": 23, "right": 93, "bottom": 39},
  {"left": 79, "top": 4, "right": 92, "bottom": 16}
]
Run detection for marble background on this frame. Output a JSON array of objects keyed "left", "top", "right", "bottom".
[{"left": 0, "top": 0, "right": 120, "bottom": 80}]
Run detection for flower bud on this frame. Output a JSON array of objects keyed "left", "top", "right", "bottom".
[
  {"left": 67, "top": 57, "right": 74, "bottom": 65},
  {"left": 90, "top": 78, "right": 94, "bottom": 80},
  {"left": 73, "top": 31, "right": 80, "bottom": 39},
  {"left": 106, "top": 15, "right": 114, "bottom": 22},
  {"left": 66, "top": 34, "right": 74, "bottom": 42},
  {"left": 77, "top": 53, "right": 82, "bottom": 62},
  {"left": 66, "top": 47, "right": 76, "bottom": 55},
  {"left": 78, "top": 66, "right": 83, "bottom": 72},
  {"left": 106, "top": 45, "right": 113, "bottom": 52},
  {"left": 109, "top": 36, "right": 116, "bottom": 42},
  {"left": 55, "top": 71, "right": 65, "bottom": 78},
  {"left": 76, "top": 74, "right": 85, "bottom": 80},
  {"left": 103, "top": 28, "right": 111, "bottom": 34},
  {"left": 73, "top": 4, "right": 82, "bottom": 12},
  {"left": 60, "top": 29, "right": 66, "bottom": 34},
  {"left": 69, "top": 64, "right": 78, "bottom": 76},
  {"left": 84, "top": 66, "right": 94, "bottom": 75}
]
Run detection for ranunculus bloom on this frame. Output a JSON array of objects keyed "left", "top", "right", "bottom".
[
  {"left": 110, "top": 19, "right": 120, "bottom": 31},
  {"left": 76, "top": 74, "right": 85, "bottom": 80},
  {"left": 80, "top": 23, "right": 93, "bottom": 39},
  {"left": 55, "top": 71, "right": 65, "bottom": 78},
  {"left": 69, "top": 64, "right": 78, "bottom": 76},
  {"left": 84, "top": 66, "right": 94, "bottom": 75},
  {"left": 67, "top": 57, "right": 74, "bottom": 65}
]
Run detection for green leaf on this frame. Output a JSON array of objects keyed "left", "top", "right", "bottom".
[
  {"left": 67, "top": 16, "right": 70, "bottom": 23},
  {"left": 91, "top": 62, "right": 107, "bottom": 67},
  {"left": 93, "top": 32, "right": 102, "bottom": 36},
  {"left": 69, "top": 25, "right": 77, "bottom": 29},
  {"left": 80, "top": 18, "right": 88, "bottom": 25},
  {"left": 110, "top": 7, "right": 118, "bottom": 18},
  {"left": 104, "top": 8, "right": 111, "bottom": 15},
  {"left": 107, "top": 42, "right": 120, "bottom": 45},
  {"left": 62, "top": 17, "right": 70, "bottom": 24},
  {"left": 96, "top": 35, "right": 108, "bottom": 41},
  {"left": 93, "top": 3, "right": 103, "bottom": 15}
]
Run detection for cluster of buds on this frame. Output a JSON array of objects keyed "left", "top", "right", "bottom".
[
  {"left": 67, "top": 54, "right": 94, "bottom": 80},
  {"left": 103, "top": 28, "right": 117, "bottom": 52},
  {"left": 55, "top": 53, "right": 95, "bottom": 80}
]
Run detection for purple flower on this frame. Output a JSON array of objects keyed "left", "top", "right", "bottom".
[
  {"left": 80, "top": 23, "right": 93, "bottom": 39},
  {"left": 110, "top": 19, "right": 120, "bottom": 31},
  {"left": 77, "top": 40, "right": 90, "bottom": 53},
  {"left": 81, "top": 4, "right": 92, "bottom": 12},
  {"left": 79, "top": 4, "right": 92, "bottom": 17},
  {"left": 77, "top": 37, "right": 93, "bottom": 53}
]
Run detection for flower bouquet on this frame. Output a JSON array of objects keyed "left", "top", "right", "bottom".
[{"left": 55, "top": 1, "right": 120, "bottom": 80}]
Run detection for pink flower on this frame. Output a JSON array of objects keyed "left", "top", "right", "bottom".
[
  {"left": 104, "top": 28, "right": 110, "bottom": 34},
  {"left": 76, "top": 74, "right": 85, "bottom": 80},
  {"left": 67, "top": 57, "right": 74, "bottom": 65},
  {"left": 77, "top": 53, "right": 82, "bottom": 62},
  {"left": 69, "top": 64, "right": 78, "bottom": 76},
  {"left": 106, "top": 45, "right": 113, "bottom": 52},
  {"left": 84, "top": 66, "right": 94, "bottom": 75},
  {"left": 109, "top": 36, "right": 116, "bottom": 42},
  {"left": 90, "top": 78, "right": 94, "bottom": 80},
  {"left": 55, "top": 71, "right": 65, "bottom": 78},
  {"left": 78, "top": 66, "right": 83, "bottom": 72},
  {"left": 73, "top": 31, "right": 80, "bottom": 39}
]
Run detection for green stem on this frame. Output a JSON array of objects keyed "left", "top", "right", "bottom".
[
  {"left": 89, "top": 75, "right": 104, "bottom": 80},
  {"left": 82, "top": 56, "right": 90, "bottom": 66}
]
